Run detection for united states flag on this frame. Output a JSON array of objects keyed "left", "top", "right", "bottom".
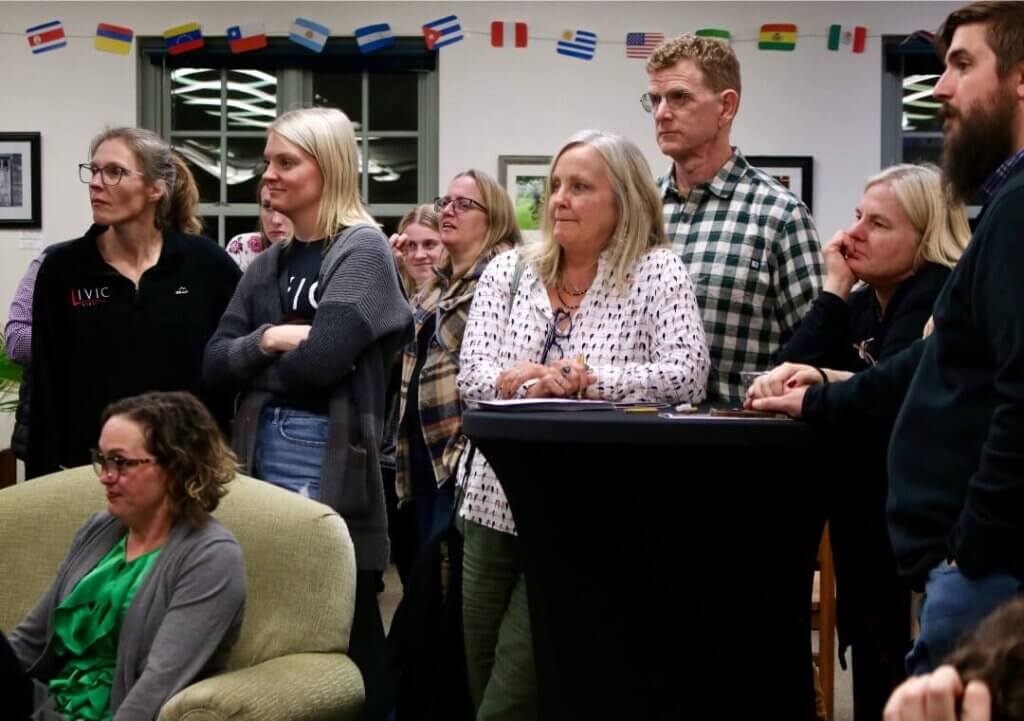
[{"left": 625, "top": 32, "right": 664, "bottom": 59}]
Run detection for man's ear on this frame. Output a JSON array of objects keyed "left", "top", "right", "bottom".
[{"left": 719, "top": 89, "right": 739, "bottom": 126}]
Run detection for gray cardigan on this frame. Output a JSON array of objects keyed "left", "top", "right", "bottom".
[
  {"left": 10, "top": 512, "right": 246, "bottom": 721},
  {"left": 203, "top": 225, "right": 413, "bottom": 571}
]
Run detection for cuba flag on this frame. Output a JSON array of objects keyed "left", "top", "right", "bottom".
[
  {"left": 422, "top": 15, "right": 464, "bottom": 50},
  {"left": 290, "top": 18, "right": 329, "bottom": 53},
  {"left": 227, "top": 22, "right": 267, "bottom": 54},
  {"left": 163, "top": 22, "right": 204, "bottom": 56},
  {"left": 556, "top": 29, "right": 597, "bottom": 60}
]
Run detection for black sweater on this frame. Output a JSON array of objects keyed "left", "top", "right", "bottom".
[
  {"left": 779, "top": 262, "right": 949, "bottom": 372},
  {"left": 888, "top": 166, "right": 1024, "bottom": 586},
  {"left": 27, "top": 225, "right": 241, "bottom": 478}
]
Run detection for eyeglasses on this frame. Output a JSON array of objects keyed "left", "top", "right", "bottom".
[
  {"left": 91, "top": 449, "right": 157, "bottom": 478},
  {"left": 434, "top": 196, "right": 487, "bottom": 214},
  {"left": 640, "top": 89, "right": 692, "bottom": 114},
  {"left": 540, "top": 309, "right": 574, "bottom": 365},
  {"left": 79, "top": 163, "right": 145, "bottom": 187}
]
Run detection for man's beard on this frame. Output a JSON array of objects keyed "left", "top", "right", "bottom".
[{"left": 940, "top": 87, "right": 1017, "bottom": 205}]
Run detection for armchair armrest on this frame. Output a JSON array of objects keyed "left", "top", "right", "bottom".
[{"left": 159, "top": 652, "right": 364, "bottom": 721}]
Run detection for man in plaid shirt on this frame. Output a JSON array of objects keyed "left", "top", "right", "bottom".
[{"left": 645, "top": 35, "right": 823, "bottom": 403}]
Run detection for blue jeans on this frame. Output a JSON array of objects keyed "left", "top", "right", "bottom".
[
  {"left": 906, "top": 560, "right": 1024, "bottom": 675},
  {"left": 253, "top": 405, "right": 327, "bottom": 500}
]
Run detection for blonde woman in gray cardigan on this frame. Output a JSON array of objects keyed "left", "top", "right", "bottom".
[
  {"left": 5, "top": 391, "right": 245, "bottom": 721},
  {"left": 202, "top": 107, "right": 411, "bottom": 721}
]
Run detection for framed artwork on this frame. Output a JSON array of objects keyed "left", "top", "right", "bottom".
[
  {"left": 0, "top": 132, "right": 41, "bottom": 229},
  {"left": 745, "top": 155, "right": 814, "bottom": 214},
  {"left": 497, "top": 155, "right": 550, "bottom": 242}
]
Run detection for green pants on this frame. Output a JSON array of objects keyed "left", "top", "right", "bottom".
[{"left": 462, "top": 520, "right": 538, "bottom": 721}]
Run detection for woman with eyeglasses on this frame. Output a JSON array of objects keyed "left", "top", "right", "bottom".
[
  {"left": 203, "top": 107, "right": 411, "bottom": 721},
  {"left": 26, "top": 129, "right": 241, "bottom": 480},
  {"left": 4, "top": 391, "right": 245, "bottom": 721},
  {"left": 225, "top": 178, "right": 294, "bottom": 272},
  {"left": 455, "top": 130, "right": 709, "bottom": 720},
  {"left": 745, "top": 164, "right": 971, "bottom": 721},
  {"left": 395, "top": 173, "right": 520, "bottom": 560}
]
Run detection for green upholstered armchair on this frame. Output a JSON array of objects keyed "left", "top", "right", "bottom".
[{"left": 0, "top": 467, "right": 365, "bottom": 720}]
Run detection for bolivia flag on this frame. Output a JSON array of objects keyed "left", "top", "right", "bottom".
[
  {"left": 227, "top": 22, "right": 267, "bottom": 54},
  {"left": 164, "top": 22, "right": 204, "bottom": 56},
  {"left": 759, "top": 23, "right": 798, "bottom": 51},
  {"left": 95, "top": 23, "right": 133, "bottom": 55}
]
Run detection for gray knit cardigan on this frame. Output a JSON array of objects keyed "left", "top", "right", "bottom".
[
  {"left": 10, "top": 512, "right": 246, "bottom": 721},
  {"left": 203, "top": 224, "right": 413, "bottom": 571}
]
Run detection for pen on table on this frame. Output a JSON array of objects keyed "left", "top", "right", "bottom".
[{"left": 624, "top": 406, "right": 659, "bottom": 414}]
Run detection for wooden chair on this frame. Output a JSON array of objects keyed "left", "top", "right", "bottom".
[{"left": 812, "top": 524, "right": 837, "bottom": 721}]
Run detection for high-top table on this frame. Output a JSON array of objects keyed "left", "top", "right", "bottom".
[{"left": 463, "top": 406, "right": 828, "bottom": 720}]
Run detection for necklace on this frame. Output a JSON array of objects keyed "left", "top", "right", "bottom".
[
  {"left": 555, "top": 286, "right": 581, "bottom": 311},
  {"left": 559, "top": 278, "right": 591, "bottom": 296}
]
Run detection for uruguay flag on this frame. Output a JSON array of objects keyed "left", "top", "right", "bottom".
[
  {"left": 26, "top": 20, "right": 67, "bottom": 54},
  {"left": 228, "top": 22, "right": 267, "bottom": 54},
  {"left": 290, "top": 18, "right": 329, "bottom": 53},
  {"left": 556, "top": 29, "right": 597, "bottom": 60},
  {"left": 355, "top": 23, "right": 395, "bottom": 54},
  {"left": 422, "top": 15, "right": 464, "bottom": 50}
]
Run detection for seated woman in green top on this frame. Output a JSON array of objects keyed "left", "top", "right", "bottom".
[{"left": 3, "top": 391, "right": 246, "bottom": 721}]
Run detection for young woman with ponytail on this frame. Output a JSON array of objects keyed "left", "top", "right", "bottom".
[{"left": 26, "top": 127, "right": 241, "bottom": 478}]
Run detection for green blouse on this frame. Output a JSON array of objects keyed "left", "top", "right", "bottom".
[{"left": 49, "top": 535, "right": 162, "bottom": 721}]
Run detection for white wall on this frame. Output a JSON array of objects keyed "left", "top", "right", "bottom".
[{"left": 0, "top": 0, "right": 959, "bottom": 323}]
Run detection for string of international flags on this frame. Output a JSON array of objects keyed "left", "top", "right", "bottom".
[{"left": 19, "top": 16, "right": 872, "bottom": 59}]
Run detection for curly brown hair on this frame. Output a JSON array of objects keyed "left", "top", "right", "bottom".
[
  {"left": 944, "top": 596, "right": 1024, "bottom": 721},
  {"left": 645, "top": 34, "right": 742, "bottom": 97},
  {"left": 101, "top": 391, "right": 238, "bottom": 528}
]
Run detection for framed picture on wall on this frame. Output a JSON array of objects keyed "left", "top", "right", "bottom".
[
  {"left": 0, "top": 132, "right": 41, "bottom": 229},
  {"left": 745, "top": 155, "right": 814, "bottom": 214},
  {"left": 498, "top": 155, "right": 551, "bottom": 242}
]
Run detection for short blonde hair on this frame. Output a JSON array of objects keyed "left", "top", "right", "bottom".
[
  {"left": 523, "top": 130, "right": 668, "bottom": 289},
  {"left": 865, "top": 164, "right": 971, "bottom": 270},
  {"left": 268, "top": 108, "right": 376, "bottom": 245},
  {"left": 646, "top": 34, "right": 742, "bottom": 97}
]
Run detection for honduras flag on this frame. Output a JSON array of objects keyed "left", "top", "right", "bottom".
[
  {"left": 355, "top": 23, "right": 395, "bottom": 54},
  {"left": 422, "top": 15, "right": 464, "bottom": 50},
  {"left": 290, "top": 18, "right": 329, "bottom": 53},
  {"left": 556, "top": 29, "right": 597, "bottom": 60}
]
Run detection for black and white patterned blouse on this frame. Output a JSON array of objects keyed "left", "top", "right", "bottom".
[{"left": 456, "top": 247, "right": 710, "bottom": 535}]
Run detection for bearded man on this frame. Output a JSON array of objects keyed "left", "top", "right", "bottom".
[{"left": 887, "top": 0, "right": 1024, "bottom": 675}]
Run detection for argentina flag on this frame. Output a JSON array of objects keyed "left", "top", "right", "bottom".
[{"left": 556, "top": 29, "right": 597, "bottom": 60}]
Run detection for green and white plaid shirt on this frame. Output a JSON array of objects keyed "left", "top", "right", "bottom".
[{"left": 659, "top": 149, "right": 823, "bottom": 403}]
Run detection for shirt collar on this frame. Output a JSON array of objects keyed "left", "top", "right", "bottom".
[
  {"left": 84, "top": 223, "right": 183, "bottom": 267},
  {"left": 659, "top": 148, "right": 748, "bottom": 203},
  {"left": 979, "top": 147, "right": 1024, "bottom": 205}
]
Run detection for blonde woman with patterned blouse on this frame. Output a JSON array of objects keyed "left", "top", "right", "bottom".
[{"left": 455, "top": 129, "right": 710, "bottom": 720}]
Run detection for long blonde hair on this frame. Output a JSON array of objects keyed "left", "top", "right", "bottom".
[
  {"left": 524, "top": 129, "right": 668, "bottom": 289},
  {"left": 865, "top": 164, "right": 970, "bottom": 270},
  {"left": 268, "top": 108, "right": 375, "bottom": 245},
  {"left": 397, "top": 203, "right": 440, "bottom": 294}
]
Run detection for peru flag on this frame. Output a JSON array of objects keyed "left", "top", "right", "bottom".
[{"left": 491, "top": 21, "right": 527, "bottom": 48}]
